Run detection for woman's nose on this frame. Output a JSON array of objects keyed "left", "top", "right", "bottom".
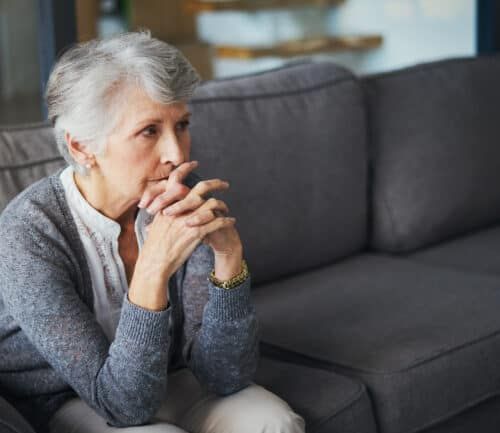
[{"left": 159, "top": 134, "right": 185, "bottom": 166}]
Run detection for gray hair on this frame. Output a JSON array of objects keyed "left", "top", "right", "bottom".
[{"left": 45, "top": 30, "right": 201, "bottom": 175}]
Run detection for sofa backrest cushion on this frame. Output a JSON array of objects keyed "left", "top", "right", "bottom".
[
  {"left": 0, "top": 123, "right": 66, "bottom": 213},
  {"left": 189, "top": 61, "right": 368, "bottom": 285},
  {"left": 365, "top": 55, "right": 500, "bottom": 252}
]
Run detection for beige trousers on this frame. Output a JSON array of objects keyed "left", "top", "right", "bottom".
[{"left": 48, "top": 368, "right": 306, "bottom": 433}]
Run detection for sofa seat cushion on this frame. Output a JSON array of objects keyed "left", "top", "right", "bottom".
[
  {"left": 255, "top": 357, "right": 377, "bottom": 433},
  {"left": 419, "top": 395, "right": 500, "bottom": 433},
  {"left": 0, "top": 397, "right": 35, "bottom": 433},
  {"left": 406, "top": 224, "right": 500, "bottom": 276},
  {"left": 0, "top": 123, "right": 66, "bottom": 213},
  {"left": 253, "top": 253, "right": 500, "bottom": 433}
]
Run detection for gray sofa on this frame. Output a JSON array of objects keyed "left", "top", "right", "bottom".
[{"left": 2, "top": 55, "right": 500, "bottom": 433}]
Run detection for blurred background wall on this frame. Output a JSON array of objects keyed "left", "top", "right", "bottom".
[
  {"left": 198, "top": 0, "right": 475, "bottom": 77},
  {"left": 0, "top": 0, "right": 484, "bottom": 125},
  {"left": 0, "top": 0, "right": 41, "bottom": 123}
]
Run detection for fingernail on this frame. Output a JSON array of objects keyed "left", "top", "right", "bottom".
[
  {"left": 146, "top": 207, "right": 155, "bottom": 215},
  {"left": 138, "top": 200, "right": 145, "bottom": 208},
  {"left": 191, "top": 160, "right": 199, "bottom": 166},
  {"left": 163, "top": 208, "right": 173, "bottom": 215}
]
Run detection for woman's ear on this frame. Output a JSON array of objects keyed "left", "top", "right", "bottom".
[{"left": 64, "top": 132, "right": 95, "bottom": 168}]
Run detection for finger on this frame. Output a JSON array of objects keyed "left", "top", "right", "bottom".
[
  {"left": 162, "top": 193, "right": 204, "bottom": 216},
  {"left": 165, "top": 195, "right": 229, "bottom": 218},
  {"left": 138, "top": 161, "right": 198, "bottom": 209},
  {"left": 200, "top": 198, "right": 229, "bottom": 216},
  {"left": 146, "top": 184, "right": 187, "bottom": 215},
  {"left": 184, "top": 200, "right": 230, "bottom": 226},
  {"left": 146, "top": 191, "right": 174, "bottom": 215},
  {"left": 184, "top": 209, "right": 222, "bottom": 226},
  {"left": 190, "top": 179, "right": 230, "bottom": 198},
  {"left": 137, "top": 180, "right": 180, "bottom": 208},
  {"left": 169, "top": 160, "right": 199, "bottom": 184},
  {"left": 197, "top": 216, "right": 236, "bottom": 238},
  {"left": 184, "top": 210, "right": 212, "bottom": 226},
  {"left": 163, "top": 180, "right": 229, "bottom": 216},
  {"left": 138, "top": 180, "right": 170, "bottom": 209}
]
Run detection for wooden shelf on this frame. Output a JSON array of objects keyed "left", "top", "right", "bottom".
[
  {"left": 185, "top": 0, "right": 345, "bottom": 13},
  {"left": 214, "top": 35, "right": 383, "bottom": 59}
]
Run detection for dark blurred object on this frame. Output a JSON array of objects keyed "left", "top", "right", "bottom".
[
  {"left": 477, "top": 0, "right": 500, "bottom": 53},
  {"left": 76, "top": 0, "right": 99, "bottom": 41},
  {"left": 129, "top": 0, "right": 197, "bottom": 42},
  {"left": 175, "top": 42, "right": 214, "bottom": 81},
  {"left": 128, "top": 0, "right": 214, "bottom": 79},
  {"left": 0, "top": 0, "right": 43, "bottom": 125},
  {"left": 98, "top": 0, "right": 127, "bottom": 38}
]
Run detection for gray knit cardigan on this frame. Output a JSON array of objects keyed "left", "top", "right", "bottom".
[{"left": 0, "top": 169, "right": 259, "bottom": 433}]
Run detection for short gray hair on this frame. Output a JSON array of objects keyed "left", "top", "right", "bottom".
[{"left": 45, "top": 30, "right": 201, "bottom": 175}]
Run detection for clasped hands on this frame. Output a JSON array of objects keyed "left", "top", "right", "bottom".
[{"left": 137, "top": 161, "right": 243, "bottom": 275}]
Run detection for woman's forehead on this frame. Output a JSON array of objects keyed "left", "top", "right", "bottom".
[{"left": 114, "top": 86, "right": 189, "bottom": 128}]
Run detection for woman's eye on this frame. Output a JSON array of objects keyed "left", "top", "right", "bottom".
[
  {"left": 142, "top": 125, "right": 157, "bottom": 137},
  {"left": 176, "top": 120, "right": 190, "bottom": 132}
]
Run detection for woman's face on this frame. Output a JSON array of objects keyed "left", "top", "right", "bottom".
[{"left": 95, "top": 84, "right": 192, "bottom": 205}]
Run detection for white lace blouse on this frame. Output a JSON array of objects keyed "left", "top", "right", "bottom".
[{"left": 60, "top": 166, "right": 157, "bottom": 342}]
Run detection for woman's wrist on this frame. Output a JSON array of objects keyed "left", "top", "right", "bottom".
[
  {"left": 128, "top": 284, "right": 169, "bottom": 311},
  {"left": 213, "top": 247, "right": 243, "bottom": 281},
  {"left": 128, "top": 265, "right": 170, "bottom": 311}
]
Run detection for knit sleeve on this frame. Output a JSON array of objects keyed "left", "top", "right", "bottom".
[
  {"left": 0, "top": 207, "right": 171, "bottom": 427},
  {"left": 180, "top": 242, "right": 260, "bottom": 395}
]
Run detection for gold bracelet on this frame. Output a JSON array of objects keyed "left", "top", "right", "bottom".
[{"left": 208, "top": 259, "right": 249, "bottom": 290}]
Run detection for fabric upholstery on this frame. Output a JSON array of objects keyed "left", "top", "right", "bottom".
[
  {"left": 0, "top": 397, "right": 35, "bottom": 433},
  {"left": 255, "top": 356, "right": 377, "bottom": 433},
  {"left": 406, "top": 224, "right": 500, "bottom": 276},
  {"left": 253, "top": 253, "right": 500, "bottom": 433},
  {"left": 365, "top": 55, "right": 500, "bottom": 253},
  {"left": 189, "top": 61, "right": 368, "bottom": 285},
  {"left": 0, "top": 123, "right": 65, "bottom": 213},
  {"left": 419, "top": 396, "right": 500, "bottom": 433}
]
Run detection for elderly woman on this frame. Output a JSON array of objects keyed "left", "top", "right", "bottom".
[{"left": 0, "top": 32, "right": 306, "bottom": 433}]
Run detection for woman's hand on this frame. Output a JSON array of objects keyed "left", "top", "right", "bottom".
[
  {"left": 136, "top": 161, "right": 243, "bottom": 280},
  {"left": 130, "top": 179, "right": 236, "bottom": 310},
  {"left": 135, "top": 176, "right": 236, "bottom": 274},
  {"left": 137, "top": 160, "right": 200, "bottom": 215},
  {"left": 163, "top": 184, "right": 243, "bottom": 258},
  {"left": 163, "top": 179, "right": 244, "bottom": 281},
  {"left": 139, "top": 161, "right": 242, "bottom": 258}
]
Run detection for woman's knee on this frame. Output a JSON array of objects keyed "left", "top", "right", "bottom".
[
  {"left": 49, "top": 398, "right": 188, "bottom": 433},
  {"left": 182, "top": 384, "right": 306, "bottom": 433},
  {"left": 242, "top": 385, "right": 306, "bottom": 433}
]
